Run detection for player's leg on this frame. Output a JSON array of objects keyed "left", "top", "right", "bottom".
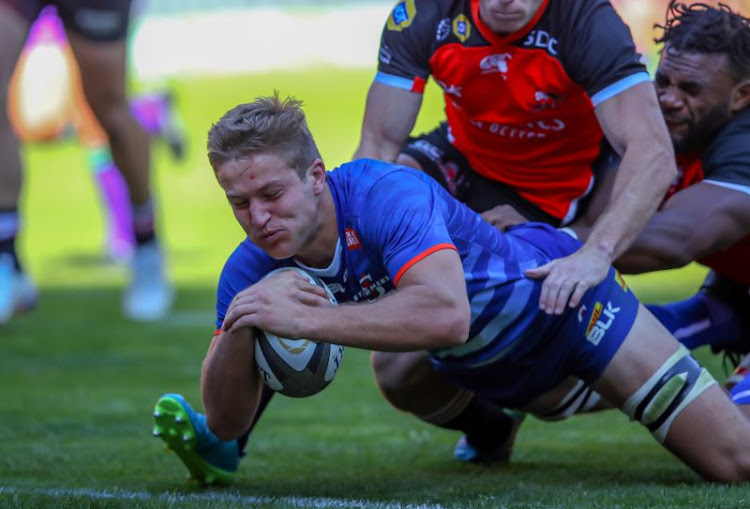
[
  {"left": 372, "top": 350, "right": 524, "bottom": 464},
  {"left": 0, "top": 2, "right": 39, "bottom": 324},
  {"left": 591, "top": 304, "right": 750, "bottom": 481},
  {"left": 87, "top": 145, "right": 134, "bottom": 262},
  {"left": 154, "top": 328, "right": 268, "bottom": 484},
  {"left": 130, "top": 91, "right": 187, "bottom": 161},
  {"left": 647, "top": 271, "right": 748, "bottom": 358},
  {"left": 64, "top": 1, "right": 173, "bottom": 321}
]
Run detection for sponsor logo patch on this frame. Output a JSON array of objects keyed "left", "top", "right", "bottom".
[
  {"left": 586, "top": 302, "right": 621, "bottom": 346},
  {"left": 387, "top": 0, "right": 417, "bottom": 31},
  {"left": 452, "top": 14, "right": 471, "bottom": 42},
  {"left": 345, "top": 228, "right": 362, "bottom": 250},
  {"left": 436, "top": 18, "right": 450, "bottom": 41}
]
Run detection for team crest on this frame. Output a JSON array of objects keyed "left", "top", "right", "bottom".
[
  {"left": 387, "top": 0, "right": 417, "bottom": 32},
  {"left": 452, "top": 14, "right": 471, "bottom": 42}
]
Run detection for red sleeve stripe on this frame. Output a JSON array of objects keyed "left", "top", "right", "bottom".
[
  {"left": 393, "top": 243, "right": 458, "bottom": 286},
  {"left": 213, "top": 328, "right": 222, "bottom": 336}
]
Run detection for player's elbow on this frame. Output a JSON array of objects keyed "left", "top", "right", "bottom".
[{"left": 434, "top": 304, "right": 471, "bottom": 348}]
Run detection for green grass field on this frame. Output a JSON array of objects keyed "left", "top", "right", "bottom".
[{"left": 1, "top": 69, "right": 747, "bottom": 508}]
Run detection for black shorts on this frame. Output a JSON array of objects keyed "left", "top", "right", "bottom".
[
  {"left": 402, "top": 122, "right": 613, "bottom": 226},
  {"left": 5, "top": 0, "right": 132, "bottom": 41}
]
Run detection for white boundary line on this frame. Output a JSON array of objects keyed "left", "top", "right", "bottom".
[{"left": 0, "top": 486, "right": 447, "bottom": 509}]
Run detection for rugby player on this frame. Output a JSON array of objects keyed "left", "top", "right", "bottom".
[
  {"left": 154, "top": 95, "right": 750, "bottom": 484},
  {"left": 355, "top": 0, "right": 677, "bottom": 464},
  {"left": 0, "top": 0, "right": 173, "bottom": 324}
]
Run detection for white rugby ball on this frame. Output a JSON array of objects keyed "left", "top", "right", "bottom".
[{"left": 254, "top": 267, "right": 344, "bottom": 398}]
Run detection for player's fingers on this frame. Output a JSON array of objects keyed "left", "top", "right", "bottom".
[
  {"left": 568, "top": 281, "right": 589, "bottom": 309},
  {"left": 525, "top": 261, "right": 553, "bottom": 280},
  {"left": 553, "top": 280, "right": 576, "bottom": 314},
  {"left": 540, "top": 275, "right": 562, "bottom": 314}
]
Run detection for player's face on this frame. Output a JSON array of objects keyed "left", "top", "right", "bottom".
[
  {"left": 479, "top": 0, "right": 545, "bottom": 35},
  {"left": 214, "top": 153, "right": 326, "bottom": 260},
  {"left": 655, "top": 48, "right": 735, "bottom": 154}
]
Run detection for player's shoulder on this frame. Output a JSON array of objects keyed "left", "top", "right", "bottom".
[
  {"left": 543, "top": 0, "right": 623, "bottom": 35},
  {"left": 332, "top": 159, "right": 431, "bottom": 193},
  {"left": 705, "top": 109, "right": 750, "bottom": 167},
  {"left": 384, "top": 0, "right": 460, "bottom": 32}
]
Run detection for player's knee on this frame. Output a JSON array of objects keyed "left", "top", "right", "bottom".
[{"left": 371, "top": 351, "right": 433, "bottom": 411}]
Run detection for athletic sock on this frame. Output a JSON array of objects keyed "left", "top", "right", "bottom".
[
  {"left": 647, "top": 292, "right": 742, "bottom": 351},
  {"left": 0, "top": 209, "right": 21, "bottom": 271},
  {"left": 236, "top": 384, "right": 275, "bottom": 457},
  {"left": 730, "top": 373, "right": 750, "bottom": 406},
  {"left": 441, "top": 396, "right": 516, "bottom": 451},
  {"left": 132, "top": 199, "right": 156, "bottom": 245},
  {"left": 89, "top": 149, "right": 134, "bottom": 249}
]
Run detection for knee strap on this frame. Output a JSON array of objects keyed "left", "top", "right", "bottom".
[
  {"left": 622, "top": 345, "right": 716, "bottom": 443},
  {"left": 538, "top": 379, "right": 601, "bottom": 421}
]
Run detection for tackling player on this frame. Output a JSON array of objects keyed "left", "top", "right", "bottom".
[
  {"left": 154, "top": 94, "right": 750, "bottom": 484},
  {"left": 356, "top": 0, "right": 677, "bottom": 464}
]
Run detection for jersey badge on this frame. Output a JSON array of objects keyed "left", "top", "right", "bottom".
[
  {"left": 345, "top": 228, "right": 362, "bottom": 250},
  {"left": 452, "top": 14, "right": 471, "bottom": 42},
  {"left": 480, "top": 53, "right": 513, "bottom": 78},
  {"left": 387, "top": 0, "right": 417, "bottom": 32},
  {"left": 436, "top": 18, "right": 450, "bottom": 41}
]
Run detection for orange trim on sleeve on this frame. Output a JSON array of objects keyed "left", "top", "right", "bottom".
[
  {"left": 411, "top": 76, "right": 426, "bottom": 93},
  {"left": 393, "top": 243, "right": 458, "bottom": 286}
]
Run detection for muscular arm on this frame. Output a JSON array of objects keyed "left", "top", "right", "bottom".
[
  {"left": 308, "top": 248, "right": 470, "bottom": 350},
  {"left": 527, "top": 82, "right": 677, "bottom": 313},
  {"left": 353, "top": 81, "right": 423, "bottom": 161},
  {"left": 223, "top": 248, "right": 471, "bottom": 352},
  {"left": 614, "top": 182, "right": 750, "bottom": 273},
  {"left": 588, "top": 81, "right": 677, "bottom": 261},
  {"left": 201, "top": 328, "right": 264, "bottom": 440}
]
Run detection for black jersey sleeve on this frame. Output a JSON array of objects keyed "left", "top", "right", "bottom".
[
  {"left": 702, "top": 110, "right": 750, "bottom": 191},
  {"left": 555, "top": 0, "right": 648, "bottom": 103},
  {"left": 376, "top": 0, "right": 443, "bottom": 83}
]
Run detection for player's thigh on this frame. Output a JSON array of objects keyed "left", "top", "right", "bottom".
[
  {"left": 0, "top": 3, "right": 31, "bottom": 91},
  {"left": 592, "top": 304, "right": 750, "bottom": 479},
  {"left": 67, "top": 34, "right": 128, "bottom": 110}
]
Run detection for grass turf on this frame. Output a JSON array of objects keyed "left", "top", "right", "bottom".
[{"left": 1, "top": 68, "right": 748, "bottom": 508}]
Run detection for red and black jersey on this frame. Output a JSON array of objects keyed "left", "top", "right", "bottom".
[
  {"left": 376, "top": 0, "right": 649, "bottom": 222},
  {"left": 665, "top": 108, "right": 750, "bottom": 285}
]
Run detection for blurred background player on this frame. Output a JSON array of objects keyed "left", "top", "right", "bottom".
[
  {"left": 354, "top": 0, "right": 676, "bottom": 463},
  {"left": 8, "top": 6, "right": 186, "bottom": 264},
  {"left": 0, "top": 0, "right": 173, "bottom": 324}
]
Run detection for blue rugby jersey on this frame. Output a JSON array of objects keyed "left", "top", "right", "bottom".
[{"left": 215, "top": 158, "right": 582, "bottom": 367}]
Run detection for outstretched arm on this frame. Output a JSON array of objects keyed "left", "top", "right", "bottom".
[
  {"left": 354, "top": 81, "right": 423, "bottom": 161},
  {"left": 527, "top": 82, "right": 676, "bottom": 313},
  {"left": 613, "top": 182, "right": 750, "bottom": 273}
]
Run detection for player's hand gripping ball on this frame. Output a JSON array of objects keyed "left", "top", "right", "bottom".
[{"left": 254, "top": 267, "right": 344, "bottom": 397}]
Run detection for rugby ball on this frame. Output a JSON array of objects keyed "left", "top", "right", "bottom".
[{"left": 254, "top": 267, "right": 344, "bottom": 398}]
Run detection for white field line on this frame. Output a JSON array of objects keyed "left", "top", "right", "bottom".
[{"left": 0, "top": 486, "right": 447, "bottom": 509}]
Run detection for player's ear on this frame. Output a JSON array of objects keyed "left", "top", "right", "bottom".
[
  {"left": 730, "top": 79, "right": 750, "bottom": 113},
  {"left": 309, "top": 158, "right": 326, "bottom": 194}
]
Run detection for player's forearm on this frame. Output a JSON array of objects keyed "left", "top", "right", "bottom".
[
  {"left": 353, "top": 134, "right": 402, "bottom": 162},
  {"left": 584, "top": 144, "right": 676, "bottom": 262},
  {"left": 303, "top": 285, "right": 470, "bottom": 352},
  {"left": 201, "top": 328, "right": 263, "bottom": 440}
]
